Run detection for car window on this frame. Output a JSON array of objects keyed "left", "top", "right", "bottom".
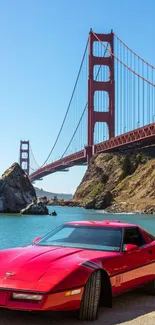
[
  {"left": 36, "top": 225, "right": 122, "bottom": 252},
  {"left": 145, "top": 231, "right": 155, "bottom": 242},
  {"left": 44, "top": 227, "right": 74, "bottom": 242},
  {"left": 123, "top": 227, "right": 146, "bottom": 247}
]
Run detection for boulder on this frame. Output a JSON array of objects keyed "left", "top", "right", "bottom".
[
  {"left": 50, "top": 210, "right": 57, "bottom": 216},
  {"left": 0, "top": 163, "right": 36, "bottom": 213},
  {"left": 84, "top": 191, "right": 113, "bottom": 210},
  {"left": 21, "top": 202, "right": 49, "bottom": 215},
  {"left": 84, "top": 200, "right": 96, "bottom": 209}
]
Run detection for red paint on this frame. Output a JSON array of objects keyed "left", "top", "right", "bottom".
[
  {"left": 94, "top": 122, "right": 155, "bottom": 154},
  {"left": 27, "top": 29, "right": 155, "bottom": 182},
  {"left": 29, "top": 150, "right": 86, "bottom": 182},
  {"left": 124, "top": 244, "right": 138, "bottom": 252},
  {"left": 93, "top": 31, "right": 155, "bottom": 87},
  {"left": 86, "top": 30, "right": 115, "bottom": 162},
  {"left": 29, "top": 121, "right": 155, "bottom": 182},
  {"left": 0, "top": 220, "right": 155, "bottom": 313}
]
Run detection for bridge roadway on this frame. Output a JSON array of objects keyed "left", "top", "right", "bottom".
[{"left": 29, "top": 122, "right": 155, "bottom": 182}]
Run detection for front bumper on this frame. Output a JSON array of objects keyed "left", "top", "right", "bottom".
[{"left": 0, "top": 287, "right": 84, "bottom": 311}]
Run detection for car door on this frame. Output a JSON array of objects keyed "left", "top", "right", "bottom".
[
  {"left": 119, "top": 227, "right": 155, "bottom": 292},
  {"left": 106, "top": 226, "right": 155, "bottom": 295}
]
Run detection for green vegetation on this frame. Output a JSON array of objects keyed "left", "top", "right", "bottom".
[
  {"left": 89, "top": 183, "right": 104, "bottom": 200},
  {"left": 122, "top": 152, "right": 148, "bottom": 178}
]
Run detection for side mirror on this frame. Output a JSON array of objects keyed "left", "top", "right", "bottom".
[
  {"left": 33, "top": 237, "right": 42, "bottom": 244},
  {"left": 123, "top": 244, "right": 138, "bottom": 252}
]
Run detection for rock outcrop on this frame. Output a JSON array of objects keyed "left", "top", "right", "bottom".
[
  {"left": 73, "top": 151, "right": 155, "bottom": 213},
  {"left": 37, "top": 196, "right": 48, "bottom": 205},
  {"left": 47, "top": 198, "right": 81, "bottom": 207},
  {"left": 21, "top": 201, "right": 49, "bottom": 215},
  {"left": 0, "top": 163, "right": 36, "bottom": 213},
  {"left": 74, "top": 153, "right": 125, "bottom": 209}
]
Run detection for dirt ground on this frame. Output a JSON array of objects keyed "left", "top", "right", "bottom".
[{"left": 0, "top": 290, "right": 154, "bottom": 325}]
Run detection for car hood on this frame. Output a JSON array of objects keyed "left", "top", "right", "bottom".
[
  {"left": 0, "top": 245, "right": 81, "bottom": 281},
  {"left": 0, "top": 245, "right": 119, "bottom": 291}
]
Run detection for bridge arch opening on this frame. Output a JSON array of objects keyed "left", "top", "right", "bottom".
[
  {"left": 93, "top": 41, "right": 111, "bottom": 58},
  {"left": 94, "top": 91, "right": 109, "bottom": 112},
  {"left": 94, "top": 122, "right": 109, "bottom": 144},
  {"left": 93, "top": 65, "right": 109, "bottom": 82}
]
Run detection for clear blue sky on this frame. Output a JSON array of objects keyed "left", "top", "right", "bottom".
[{"left": 0, "top": 0, "right": 154, "bottom": 194}]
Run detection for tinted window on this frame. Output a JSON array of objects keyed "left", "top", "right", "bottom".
[
  {"left": 123, "top": 228, "right": 146, "bottom": 247},
  {"left": 145, "top": 231, "right": 155, "bottom": 242},
  {"left": 36, "top": 225, "right": 122, "bottom": 252}
]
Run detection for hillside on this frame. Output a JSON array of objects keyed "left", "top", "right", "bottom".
[
  {"left": 34, "top": 187, "right": 72, "bottom": 200},
  {"left": 73, "top": 151, "right": 155, "bottom": 213}
]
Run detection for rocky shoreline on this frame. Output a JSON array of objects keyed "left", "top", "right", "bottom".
[
  {"left": 1, "top": 150, "right": 155, "bottom": 216},
  {"left": 46, "top": 198, "right": 155, "bottom": 214},
  {"left": 46, "top": 151, "right": 155, "bottom": 215}
]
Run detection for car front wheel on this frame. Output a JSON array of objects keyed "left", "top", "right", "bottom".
[{"left": 79, "top": 270, "right": 101, "bottom": 321}]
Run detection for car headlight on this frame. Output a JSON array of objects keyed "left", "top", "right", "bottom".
[{"left": 12, "top": 293, "right": 43, "bottom": 301}]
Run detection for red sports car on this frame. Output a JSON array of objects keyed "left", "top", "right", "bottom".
[{"left": 0, "top": 220, "right": 155, "bottom": 320}]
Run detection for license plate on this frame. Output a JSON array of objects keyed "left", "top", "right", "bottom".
[{"left": 0, "top": 292, "right": 7, "bottom": 306}]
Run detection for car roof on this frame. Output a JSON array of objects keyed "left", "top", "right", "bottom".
[{"left": 66, "top": 220, "right": 137, "bottom": 228}]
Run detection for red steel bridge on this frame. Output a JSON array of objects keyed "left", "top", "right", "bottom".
[{"left": 19, "top": 29, "right": 155, "bottom": 182}]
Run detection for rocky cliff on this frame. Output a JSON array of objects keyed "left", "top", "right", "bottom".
[
  {"left": 0, "top": 163, "right": 36, "bottom": 213},
  {"left": 73, "top": 152, "right": 155, "bottom": 213}
]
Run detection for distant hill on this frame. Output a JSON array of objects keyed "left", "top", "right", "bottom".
[{"left": 34, "top": 187, "right": 72, "bottom": 200}]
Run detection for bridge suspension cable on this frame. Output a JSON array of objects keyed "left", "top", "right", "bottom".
[
  {"left": 29, "top": 30, "right": 155, "bottom": 179},
  {"left": 92, "top": 31, "right": 155, "bottom": 87},
  {"left": 31, "top": 37, "right": 89, "bottom": 170},
  {"left": 113, "top": 32, "right": 155, "bottom": 70},
  {"left": 61, "top": 44, "right": 109, "bottom": 158},
  {"left": 61, "top": 103, "right": 88, "bottom": 158},
  {"left": 28, "top": 145, "right": 41, "bottom": 171},
  {"left": 91, "top": 31, "right": 155, "bottom": 136},
  {"left": 29, "top": 145, "right": 41, "bottom": 169}
]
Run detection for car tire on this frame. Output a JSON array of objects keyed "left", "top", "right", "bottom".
[
  {"left": 79, "top": 270, "right": 101, "bottom": 321},
  {"left": 143, "top": 279, "right": 155, "bottom": 295}
]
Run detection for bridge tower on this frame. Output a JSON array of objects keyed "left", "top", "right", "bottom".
[
  {"left": 86, "top": 29, "right": 115, "bottom": 162},
  {"left": 19, "top": 140, "right": 30, "bottom": 175}
]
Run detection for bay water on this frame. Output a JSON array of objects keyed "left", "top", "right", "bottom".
[{"left": 0, "top": 206, "right": 155, "bottom": 250}]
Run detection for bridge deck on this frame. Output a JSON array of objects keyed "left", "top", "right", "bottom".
[{"left": 29, "top": 122, "right": 155, "bottom": 182}]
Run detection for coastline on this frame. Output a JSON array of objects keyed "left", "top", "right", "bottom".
[{"left": 47, "top": 198, "right": 155, "bottom": 215}]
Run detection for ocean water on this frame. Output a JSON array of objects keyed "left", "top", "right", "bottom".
[{"left": 0, "top": 206, "right": 155, "bottom": 250}]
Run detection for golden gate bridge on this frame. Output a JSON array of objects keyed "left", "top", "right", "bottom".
[{"left": 19, "top": 29, "right": 155, "bottom": 182}]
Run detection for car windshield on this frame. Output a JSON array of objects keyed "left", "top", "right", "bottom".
[{"left": 36, "top": 225, "right": 122, "bottom": 252}]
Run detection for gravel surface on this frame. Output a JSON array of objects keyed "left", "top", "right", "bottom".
[{"left": 0, "top": 290, "right": 155, "bottom": 325}]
